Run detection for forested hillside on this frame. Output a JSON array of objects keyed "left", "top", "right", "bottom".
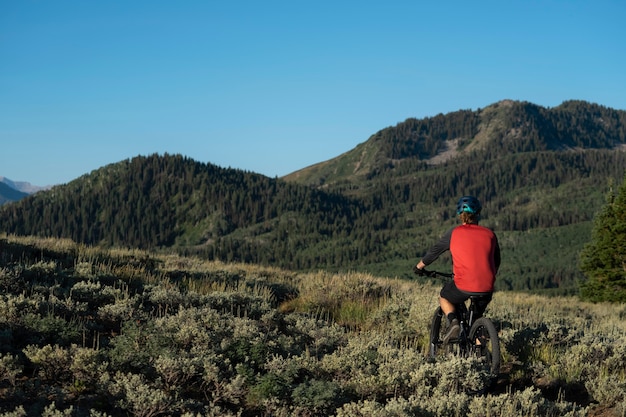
[
  {"left": 0, "top": 154, "right": 362, "bottom": 262},
  {"left": 1, "top": 100, "right": 625, "bottom": 295},
  {"left": 285, "top": 100, "right": 626, "bottom": 187}
]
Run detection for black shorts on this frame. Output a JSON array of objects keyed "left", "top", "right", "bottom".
[{"left": 440, "top": 281, "right": 492, "bottom": 316}]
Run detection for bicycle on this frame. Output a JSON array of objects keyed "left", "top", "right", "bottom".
[{"left": 417, "top": 268, "right": 501, "bottom": 378}]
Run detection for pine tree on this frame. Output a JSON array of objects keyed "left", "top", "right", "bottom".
[{"left": 579, "top": 176, "right": 626, "bottom": 302}]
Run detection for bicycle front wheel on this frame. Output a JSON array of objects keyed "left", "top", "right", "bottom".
[{"left": 468, "top": 317, "right": 500, "bottom": 376}]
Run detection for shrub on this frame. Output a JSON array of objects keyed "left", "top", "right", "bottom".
[
  {"left": 107, "top": 320, "right": 171, "bottom": 373},
  {"left": 467, "top": 386, "right": 588, "bottom": 417},
  {"left": 70, "top": 346, "right": 108, "bottom": 393},
  {"left": 0, "top": 294, "right": 43, "bottom": 325},
  {"left": 335, "top": 398, "right": 419, "bottom": 417},
  {"left": 0, "top": 406, "right": 27, "bottom": 417},
  {"left": 23, "top": 344, "right": 72, "bottom": 382},
  {"left": 1, "top": 234, "right": 626, "bottom": 416},
  {"left": 97, "top": 296, "right": 140, "bottom": 327},
  {"left": 41, "top": 403, "right": 74, "bottom": 417},
  {"left": 154, "top": 353, "right": 201, "bottom": 394},
  {"left": 284, "top": 313, "right": 346, "bottom": 357},
  {"left": 22, "top": 312, "right": 83, "bottom": 345},
  {"left": 291, "top": 379, "right": 342, "bottom": 413},
  {"left": 0, "top": 353, "right": 23, "bottom": 387},
  {"left": 246, "top": 372, "right": 289, "bottom": 409},
  {"left": 102, "top": 371, "right": 173, "bottom": 417}
]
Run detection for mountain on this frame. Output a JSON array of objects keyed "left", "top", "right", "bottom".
[
  {"left": 284, "top": 99, "right": 626, "bottom": 190},
  {"left": 1, "top": 99, "right": 625, "bottom": 295},
  {"left": 0, "top": 176, "right": 51, "bottom": 205},
  {"left": 0, "top": 176, "right": 50, "bottom": 194},
  {"left": 0, "top": 181, "right": 28, "bottom": 205},
  {"left": 0, "top": 154, "right": 363, "bottom": 264}
]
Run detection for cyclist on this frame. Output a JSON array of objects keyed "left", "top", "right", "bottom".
[{"left": 414, "top": 196, "right": 501, "bottom": 343}]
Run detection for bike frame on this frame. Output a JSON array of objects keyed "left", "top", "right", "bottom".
[{"left": 418, "top": 268, "right": 501, "bottom": 377}]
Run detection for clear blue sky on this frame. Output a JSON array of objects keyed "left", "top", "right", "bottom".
[{"left": 1, "top": 1, "right": 625, "bottom": 186}]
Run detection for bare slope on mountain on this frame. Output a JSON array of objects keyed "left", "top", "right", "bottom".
[{"left": 283, "top": 99, "right": 626, "bottom": 192}]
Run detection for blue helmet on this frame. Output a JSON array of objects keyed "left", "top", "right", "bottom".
[{"left": 456, "top": 196, "right": 482, "bottom": 215}]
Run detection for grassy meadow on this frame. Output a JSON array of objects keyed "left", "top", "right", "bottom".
[{"left": 0, "top": 234, "right": 625, "bottom": 416}]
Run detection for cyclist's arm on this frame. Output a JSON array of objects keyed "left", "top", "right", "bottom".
[{"left": 419, "top": 227, "right": 454, "bottom": 267}]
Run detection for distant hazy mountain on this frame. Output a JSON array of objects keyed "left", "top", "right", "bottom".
[
  {"left": 0, "top": 181, "right": 29, "bottom": 205},
  {"left": 0, "top": 176, "right": 50, "bottom": 194},
  {"left": 0, "top": 176, "right": 51, "bottom": 205}
]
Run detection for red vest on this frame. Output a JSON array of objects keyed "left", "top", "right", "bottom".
[{"left": 450, "top": 224, "right": 498, "bottom": 293}]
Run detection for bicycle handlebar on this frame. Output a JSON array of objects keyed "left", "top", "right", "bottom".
[{"left": 412, "top": 266, "right": 453, "bottom": 279}]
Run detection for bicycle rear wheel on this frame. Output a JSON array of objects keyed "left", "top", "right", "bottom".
[{"left": 468, "top": 317, "right": 500, "bottom": 376}]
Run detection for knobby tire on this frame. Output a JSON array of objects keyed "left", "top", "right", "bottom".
[{"left": 468, "top": 317, "right": 501, "bottom": 376}]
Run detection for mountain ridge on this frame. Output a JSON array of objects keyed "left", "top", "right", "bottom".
[
  {"left": 283, "top": 99, "right": 626, "bottom": 190},
  {"left": 1, "top": 99, "right": 625, "bottom": 294}
]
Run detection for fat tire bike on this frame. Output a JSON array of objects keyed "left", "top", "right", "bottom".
[{"left": 419, "top": 269, "right": 501, "bottom": 378}]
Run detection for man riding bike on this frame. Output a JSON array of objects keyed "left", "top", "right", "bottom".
[{"left": 414, "top": 196, "right": 501, "bottom": 343}]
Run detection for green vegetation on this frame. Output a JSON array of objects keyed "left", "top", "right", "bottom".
[
  {"left": 1, "top": 100, "right": 625, "bottom": 297},
  {"left": 580, "top": 176, "right": 626, "bottom": 302},
  {"left": 1, "top": 235, "right": 625, "bottom": 416}
]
